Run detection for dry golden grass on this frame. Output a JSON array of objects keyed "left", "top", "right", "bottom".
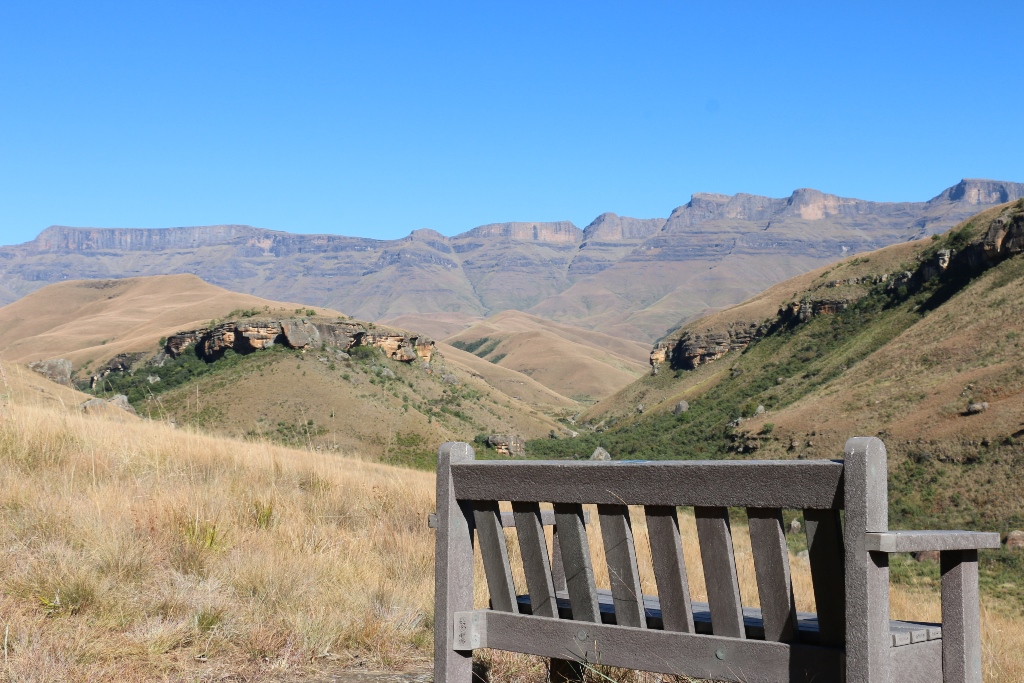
[
  {"left": 444, "top": 310, "right": 651, "bottom": 402},
  {"left": 0, "top": 397, "right": 435, "bottom": 681},
  {"left": 1, "top": 376, "right": 1021, "bottom": 681},
  {"left": 0, "top": 274, "right": 345, "bottom": 369}
]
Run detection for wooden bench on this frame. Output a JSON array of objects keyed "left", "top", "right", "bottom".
[{"left": 431, "top": 437, "right": 999, "bottom": 683}]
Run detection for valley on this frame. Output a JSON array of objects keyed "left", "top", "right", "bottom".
[
  {"left": 0, "top": 275, "right": 571, "bottom": 468},
  {"left": 531, "top": 199, "right": 1024, "bottom": 611}
]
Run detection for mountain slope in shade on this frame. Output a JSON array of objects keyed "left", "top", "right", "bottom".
[
  {"left": 444, "top": 310, "right": 650, "bottom": 402},
  {"left": 2, "top": 179, "right": 1022, "bottom": 343}
]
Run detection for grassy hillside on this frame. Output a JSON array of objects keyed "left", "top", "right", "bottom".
[
  {"left": 86, "top": 337, "right": 565, "bottom": 470},
  {"left": 1, "top": 395, "right": 1022, "bottom": 680},
  {"left": 444, "top": 310, "right": 650, "bottom": 403},
  {"left": 0, "top": 274, "right": 341, "bottom": 369},
  {"left": 530, "top": 201, "right": 1024, "bottom": 607},
  {"left": 0, "top": 274, "right": 571, "bottom": 465}
]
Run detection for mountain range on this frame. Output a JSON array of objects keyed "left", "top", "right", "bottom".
[{"left": 2, "top": 178, "right": 1022, "bottom": 342}]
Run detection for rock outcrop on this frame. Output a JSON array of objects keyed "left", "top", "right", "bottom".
[
  {"left": 651, "top": 321, "right": 770, "bottom": 371},
  {"left": 28, "top": 358, "right": 72, "bottom": 386},
  {"left": 81, "top": 394, "right": 137, "bottom": 415},
  {"left": 89, "top": 352, "right": 147, "bottom": 388},
  {"left": 487, "top": 434, "right": 525, "bottom": 458},
  {"left": 166, "top": 318, "right": 434, "bottom": 364},
  {"left": 651, "top": 200, "right": 1024, "bottom": 374}
]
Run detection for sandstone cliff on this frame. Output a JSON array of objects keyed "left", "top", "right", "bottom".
[
  {"left": 3, "top": 179, "right": 1022, "bottom": 342},
  {"left": 166, "top": 318, "right": 434, "bottom": 364}
]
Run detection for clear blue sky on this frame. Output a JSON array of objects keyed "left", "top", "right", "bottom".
[{"left": 2, "top": 1, "right": 1022, "bottom": 246}]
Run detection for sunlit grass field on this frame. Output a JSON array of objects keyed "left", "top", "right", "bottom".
[{"left": 0, "top": 386, "right": 1021, "bottom": 680}]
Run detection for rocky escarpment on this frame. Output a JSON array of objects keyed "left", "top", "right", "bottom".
[
  {"left": 4, "top": 180, "right": 1022, "bottom": 343},
  {"left": 650, "top": 322, "right": 770, "bottom": 371},
  {"left": 166, "top": 318, "right": 435, "bottom": 364},
  {"left": 650, "top": 200, "right": 1024, "bottom": 373}
]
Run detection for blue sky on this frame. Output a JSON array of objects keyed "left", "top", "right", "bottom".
[{"left": 1, "top": 1, "right": 1022, "bottom": 246}]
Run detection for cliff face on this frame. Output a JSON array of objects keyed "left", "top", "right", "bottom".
[
  {"left": 166, "top": 318, "right": 434, "bottom": 364},
  {"left": 3, "top": 180, "right": 1022, "bottom": 343},
  {"left": 32, "top": 225, "right": 266, "bottom": 252}
]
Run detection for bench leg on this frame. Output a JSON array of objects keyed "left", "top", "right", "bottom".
[
  {"left": 549, "top": 657, "right": 584, "bottom": 683},
  {"left": 434, "top": 443, "right": 476, "bottom": 683},
  {"left": 940, "top": 549, "right": 982, "bottom": 683}
]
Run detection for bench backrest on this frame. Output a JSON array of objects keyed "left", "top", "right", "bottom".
[{"left": 434, "top": 438, "right": 890, "bottom": 679}]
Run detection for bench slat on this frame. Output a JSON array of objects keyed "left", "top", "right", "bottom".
[
  {"left": 472, "top": 610, "right": 844, "bottom": 683},
  {"left": 804, "top": 508, "right": 846, "bottom": 647},
  {"left": 553, "top": 503, "right": 601, "bottom": 622},
  {"left": 511, "top": 502, "right": 559, "bottom": 618},
  {"left": 513, "top": 589, "right": 941, "bottom": 645},
  {"left": 597, "top": 504, "right": 646, "bottom": 629},
  {"left": 473, "top": 500, "right": 517, "bottom": 613},
  {"left": 694, "top": 506, "right": 746, "bottom": 638},
  {"left": 452, "top": 460, "right": 844, "bottom": 509},
  {"left": 747, "top": 508, "right": 798, "bottom": 642},
  {"left": 550, "top": 526, "right": 568, "bottom": 593},
  {"left": 644, "top": 505, "right": 695, "bottom": 633}
]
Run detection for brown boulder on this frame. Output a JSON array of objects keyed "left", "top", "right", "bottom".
[
  {"left": 280, "top": 319, "right": 320, "bottom": 349},
  {"left": 1006, "top": 530, "right": 1024, "bottom": 550}
]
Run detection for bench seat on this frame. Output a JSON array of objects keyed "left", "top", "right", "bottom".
[{"left": 515, "top": 590, "right": 941, "bottom": 647}]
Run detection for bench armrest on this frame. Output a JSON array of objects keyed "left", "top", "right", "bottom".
[{"left": 864, "top": 530, "right": 1000, "bottom": 553}]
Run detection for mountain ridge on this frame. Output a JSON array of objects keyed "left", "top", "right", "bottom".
[{"left": 4, "top": 178, "right": 1022, "bottom": 342}]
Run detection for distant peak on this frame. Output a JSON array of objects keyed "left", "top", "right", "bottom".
[
  {"left": 457, "top": 221, "right": 582, "bottom": 243},
  {"left": 690, "top": 192, "right": 732, "bottom": 203},
  {"left": 582, "top": 212, "right": 666, "bottom": 241},
  {"left": 930, "top": 179, "right": 1024, "bottom": 205},
  {"left": 407, "top": 228, "right": 448, "bottom": 241}
]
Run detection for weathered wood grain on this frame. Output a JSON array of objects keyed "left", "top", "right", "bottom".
[
  {"left": 843, "top": 436, "right": 890, "bottom": 683},
  {"left": 471, "top": 610, "right": 844, "bottom": 683},
  {"left": 452, "top": 460, "right": 844, "bottom": 509},
  {"left": 434, "top": 442, "right": 476, "bottom": 683},
  {"left": 550, "top": 526, "right": 568, "bottom": 593},
  {"left": 803, "top": 507, "right": 846, "bottom": 647},
  {"left": 644, "top": 505, "right": 695, "bottom": 633},
  {"left": 865, "top": 530, "right": 1000, "bottom": 553},
  {"left": 941, "top": 549, "right": 983, "bottom": 683},
  {"left": 694, "top": 506, "right": 745, "bottom": 638},
  {"left": 747, "top": 508, "right": 798, "bottom": 642},
  {"left": 553, "top": 503, "right": 600, "bottom": 622},
  {"left": 597, "top": 504, "right": 646, "bottom": 628},
  {"left": 473, "top": 500, "right": 517, "bottom": 613},
  {"left": 510, "top": 502, "right": 558, "bottom": 618}
]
